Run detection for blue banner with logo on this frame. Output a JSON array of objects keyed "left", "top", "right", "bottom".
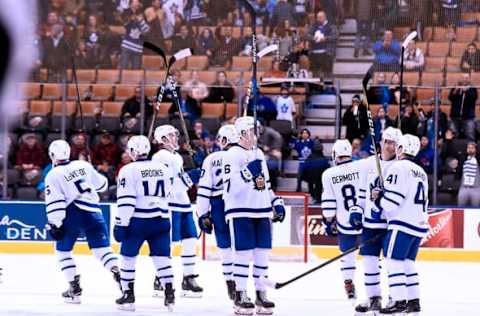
[{"left": 0, "top": 202, "right": 111, "bottom": 241}]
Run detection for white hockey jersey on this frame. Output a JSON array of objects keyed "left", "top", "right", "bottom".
[
  {"left": 197, "top": 151, "right": 224, "bottom": 217},
  {"left": 358, "top": 156, "right": 396, "bottom": 230},
  {"left": 222, "top": 145, "right": 283, "bottom": 221},
  {"left": 377, "top": 159, "right": 429, "bottom": 238},
  {"left": 116, "top": 158, "right": 173, "bottom": 226},
  {"left": 152, "top": 149, "right": 193, "bottom": 213},
  {"left": 44, "top": 160, "right": 108, "bottom": 227},
  {"left": 321, "top": 159, "right": 364, "bottom": 235}
]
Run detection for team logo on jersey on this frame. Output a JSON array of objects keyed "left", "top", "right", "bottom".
[{"left": 253, "top": 174, "right": 266, "bottom": 191}]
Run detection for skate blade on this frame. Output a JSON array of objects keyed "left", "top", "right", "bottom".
[
  {"left": 181, "top": 290, "right": 203, "bottom": 298},
  {"left": 153, "top": 290, "right": 165, "bottom": 298},
  {"left": 64, "top": 296, "right": 81, "bottom": 304},
  {"left": 354, "top": 311, "right": 378, "bottom": 316},
  {"left": 256, "top": 306, "right": 273, "bottom": 315},
  {"left": 407, "top": 312, "right": 420, "bottom": 316},
  {"left": 117, "top": 303, "right": 135, "bottom": 311},
  {"left": 234, "top": 306, "right": 254, "bottom": 316}
]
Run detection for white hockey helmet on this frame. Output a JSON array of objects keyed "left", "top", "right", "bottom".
[
  {"left": 127, "top": 135, "right": 151, "bottom": 160},
  {"left": 217, "top": 124, "right": 239, "bottom": 148},
  {"left": 154, "top": 124, "right": 179, "bottom": 150},
  {"left": 382, "top": 127, "right": 402, "bottom": 143},
  {"left": 331, "top": 139, "right": 352, "bottom": 163},
  {"left": 235, "top": 116, "right": 256, "bottom": 147},
  {"left": 397, "top": 134, "right": 420, "bottom": 157},
  {"left": 49, "top": 140, "right": 71, "bottom": 163}
]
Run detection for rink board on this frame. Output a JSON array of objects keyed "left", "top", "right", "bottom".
[{"left": 1, "top": 201, "right": 480, "bottom": 262}]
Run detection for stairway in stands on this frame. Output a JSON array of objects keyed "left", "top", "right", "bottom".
[{"left": 277, "top": 19, "right": 373, "bottom": 192}]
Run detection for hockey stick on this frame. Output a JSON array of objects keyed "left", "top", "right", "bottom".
[
  {"left": 242, "top": 44, "right": 278, "bottom": 116},
  {"left": 398, "top": 31, "right": 417, "bottom": 130},
  {"left": 261, "top": 233, "right": 383, "bottom": 289},
  {"left": 143, "top": 42, "right": 168, "bottom": 139},
  {"left": 362, "top": 71, "right": 384, "bottom": 187}
]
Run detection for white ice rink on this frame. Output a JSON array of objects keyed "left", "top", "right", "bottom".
[{"left": 0, "top": 254, "right": 478, "bottom": 316}]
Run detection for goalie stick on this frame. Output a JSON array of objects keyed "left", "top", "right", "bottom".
[{"left": 260, "top": 234, "right": 382, "bottom": 289}]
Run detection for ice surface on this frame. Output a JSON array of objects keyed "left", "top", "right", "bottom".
[{"left": 0, "top": 254, "right": 478, "bottom": 316}]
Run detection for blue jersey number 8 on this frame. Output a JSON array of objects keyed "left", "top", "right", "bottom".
[{"left": 341, "top": 184, "right": 357, "bottom": 210}]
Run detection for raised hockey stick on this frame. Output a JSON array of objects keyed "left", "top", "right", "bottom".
[
  {"left": 261, "top": 233, "right": 383, "bottom": 289},
  {"left": 242, "top": 44, "right": 278, "bottom": 116},
  {"left": 143, "top": 42, "right": 168, "bottom": 139},
  {"left": 362, "top": 71, "right": 384, "bottom": 187},
  {"left": 398, "top": 31, "right": 417, "bottom": 130}
]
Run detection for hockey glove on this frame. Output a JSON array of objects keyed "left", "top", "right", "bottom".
[
  {"left": 370, "top": 187, "right": 384, "bottom": 202},
  {"left": 47, "top": 223, "right": 64, "bottom": 241},
  {"left": 348, "top": 205, "right": 363, "bottom": 230},
  {"left": 246, "top": 159, "right": 263, "bottom": 178},
  {"left": 371, "top": 207, "right": 383, "bottom": 221},
  {"left": 187, "top": 168, "right": 202, "bottom": 185},
  {"left": 198, "top": 213, "right": 213, "bottom": 234},
  {"left": 322, "top": 217, "right": 338, "bottom": 237},
  {"left": 113, "top": 225, "right": 129, "bottom": 243},
  {"left": 272, "top": 205, "right": 286, "bottom": 223}
]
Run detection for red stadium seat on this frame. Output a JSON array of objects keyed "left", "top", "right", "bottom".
[
  {"left": 17, "top": 82, "right": 41, "bottom": 100},
  {"left": 201, "top": 102, "right": 225, "bottom": 118},
  {"left": 121, "top": 70, "right": 145, "bottom": 84},
  {"left": 67, "top": 84, "right": 91, "bottom": 100},
  {"left": 97, "top": 69, "right": 120, "bottom": 84},
  {"left": 42, "top": 83, "right": 63, "bottom": 100}
]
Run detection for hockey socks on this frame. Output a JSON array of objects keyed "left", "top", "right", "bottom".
[
  {"left": 405, "top": 259, "right": 420, "bottom": 301},
  {"left": 219, "top": 247, "right": 234, "bottom": 281},
  {"left": 152, "top": 256, "right": 174, "bottom": 286},
  {"left": 57, "top": 251, "right": 77, "bottom": 283},
  {"left": 181, "top": 238, "right": 197, "bottom": 276},
  {"left": 386, "top": 258, "right": 407, "bottom": 302},
  {"left": 233, "top": 250, "right": 252, "bottom": 291},
  {"left": 92, "top": 247, "right": 119, "bottom": 271},
  {"left": 253, "top": 248, "right": 269, "bottom": 291},
  {"left": 363, "top": 255, "right": 381, "bottom": 298},
  {"left": 119, "top": 256, "right": 136, "bottom": 292}
]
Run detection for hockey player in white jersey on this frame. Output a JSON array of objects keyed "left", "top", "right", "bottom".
[
  {"left": 44, "top": 140, "right": 120, "bottom": 303},
  {"left": 372, "top": 134, "right": 428, "bottom": 315},
  {"left": 114, "top": 135, "right": 175, "bottom": 311},
  {"left": 321, "top": 139, "right": 364, "bottom": 301},
  {"left": 153, "top": 125, "right": 203, "bottom": 297},
  {"left": 196, "top": 125, "right": 238, "bottom": 301},
  {"left": 350, "top": 127, "right": 402, "bottom": 314},
  {"left": 223, "top": 116, "right": 286, "bottom": 316}
]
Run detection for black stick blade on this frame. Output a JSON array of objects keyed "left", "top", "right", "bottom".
[{"left": 143, "top": 42, "right": 167, "bottom": 66}]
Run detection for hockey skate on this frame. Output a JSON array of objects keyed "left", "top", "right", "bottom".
[
  {"left": 153, "top": 276, "right": 164, "bottom": 298},
  {"left": 116, "top": 282, "right": 135, "bottom": 311},
  {"left": 62, "top": 275, "right": 82, "bottom": 304},
  {"left": 255, "top": 291, "right": 275, "bottom": 315},
  {"left": 354, "top": 296, "right": 382, "bottom": 315},
  {"left": 181, "top": 275, "right": 203, "bottom": 298},
  {"left": 234, "top": 290, "right": 255, "bottom": 315},
  {"left": 111, "top": 266, "right": 121, "bottom": 291},
  {"left": 226, "top": 280, "right": 236, "bottom": 301},
  {"left": 379, "top": 299, "right": 407, "bottom": 315},
  {"left": 164, "top": 282, "right": 175, "bottom": 312},
  {"left": 344, "top": 279, "right": 356, "bottom": 300},
  {"left": 406, "top": 299, "right": 420, "bottom": 315}
]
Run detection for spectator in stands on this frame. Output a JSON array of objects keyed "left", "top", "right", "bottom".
[
  {"left": 258, "top": 122, "right": 283, "bottom": 190},
  {"left": 460, "top": 43, "right": 480, "bottom": 72},
  {"left": 253, "top": 94, "right": 278, "bottom": 125},
  {"left": 448, "top": 73, "right": 477, "bottom": 141},
  {"left": 415, "top": 136, "right": 435, "bottom": 174},
  {"left": 205, "top": 71, "right": 235, "bottom": 103},
  {"left": 418, "top": 104, "right": 449, "bottom": 143},
  {"left": 307, "top": 10, "right": 338, "bottom": 78},
  {"left": 293, "top": 0, "right": 308, "bottom": 26},
  {"left": 184, "top": 0, "right": 207, "bottom": 26},
  {"left": 213, "top": 26, "right": 242, "bottom": 67},
  {"left": 271, "top": 0, "right": 295, "bottom": 28},
  {"left": 302, "top": 141, "right": 329, "bottom": 202},
  {"left": 92, "top": 131, "right": 121, "bottom": 184},
  {"left": 196, "top": 28, "right": 215, "bottom": 62},
  {"left": 192, "top": 120, "right": 209, "bottom": 141},
  {"left": 372, "top": 30, "right": 401, "bottom": 72},
  {"left": 275, "top": 87, "right": 297, "bottom": 127},
  {"left": 390, "top": 72, "right": 412, "bottom": 105},
  {"left": 342, "top": 95, "right": 369, "bottom": 142},
  {"left": 120, "top": 86, "right": 154, "bottom": 123},
  {"left": 367, "top": 72, "right": 394, "bottom": 105},
  {"left": 354, "top": 0, "right": 372, "bottom": 58},
  {"left": 184, "top": 71, "right": 209, "bottom": 102},
  {"left": 115, "top": 151, "right": 133, "bottom": 181},
  {"left": 36, "top": 163, "right": 52, "bottom": 199},
  {"left": 291, "top": 128, "right": 315, "bottom": 192},
  {"left": 120, "top": 0, "right": 150, "bottom": 69},
  {"left": 74, "top": 40, "right": 90, "bottom": 69},
  {"left": 172, "top": 24, "right": 194, "bottom": 52},
  {"left": 439, "top": 0, "right": 461, "bottom": 26},
  {"left": 297, "top": 55, "right": 313, "bottom": 78},
  {"left": 42, "top": 23, "right": 69, "bottom": 81},
  {"left": 458, "top": 142, "right": 480, "bottom": 206},
  {"left": 403, "top": 40, "right": 425, "bottom": 71},
  {"left": 272, "top": 25, "right": 293, "bottom": 60},
  {"left": 373, "top": 107, "right": 394, "bottom": 143},
  {"left": 15, "top": 134, "right": 47, "bottom": 187},
  {"left": 84, "top": 14, "right": 112, "bottom": 68},
  {"left": 206, "top": 0, "right": 235, "bottom": 25},
  {"left": 169, "top": 88, "right": 201, "bottom": 122},
  {"left": 163, "top": 0, "right": 186, "bottom": 26},
  {"left": 144, "top": 6, "right": 166, "bottom": 53},
  {"left": 70, "top": 133, "right": 91, "bottom": 161},
  {"left": 264, "top": 60, "right": 286, "bottom": 79},
  {"left": 398, "top": 104, "right": 420, "bottom": 136}
]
